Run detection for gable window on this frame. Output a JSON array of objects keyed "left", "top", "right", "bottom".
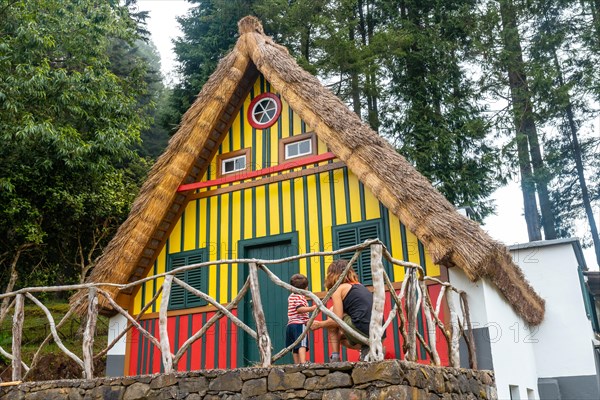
[
  {"left": 223, "top": 155, "right": 246, "bottom": 174},
  {"left": 167, "top": 248, "right": 208, "bottom": 310},
  {"left": 279, "top": 132, "right": 317, "bottom": 164},
  {"left": 332, "top": 220, "right": 385, "bottom": 285},
  {"left": 286, "top": 138, "right": 312, "bottom": 159},
  {"left": 217, "top": 148, "right": 251, "bottom": 178},
  {"left": 248, "top": 93, "right": 282, "bottom": 129}
]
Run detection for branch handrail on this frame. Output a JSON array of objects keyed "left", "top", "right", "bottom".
[{"left": 1, "top": 238, "right": 477, "bottom": 381}]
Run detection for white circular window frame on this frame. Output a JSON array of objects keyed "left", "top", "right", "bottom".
[{"left": 248, "top": 93, "right": 282, "bottom": 129}]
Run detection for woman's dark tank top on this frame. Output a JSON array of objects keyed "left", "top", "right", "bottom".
[{"left": 342, "top": 283, "right": 373, "bottom": 336}]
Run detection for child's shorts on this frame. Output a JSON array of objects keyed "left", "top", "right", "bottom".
[{"left": 285, "top": 323, "right": 309, "bottom": 353}]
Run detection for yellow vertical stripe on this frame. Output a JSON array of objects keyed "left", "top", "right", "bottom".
[
  {"left": 424, "top": 250, "right": 439, "bottom": 276},
  {"left": 198, "top": 198, "right": 207, "bottom": 248},
  {"left": 270, "top": 127, "right": 279, "bottom": 167},
  {"left": 317, "top": 137, "right": 327, "bottom": 155},
  {"left": 244, "top": 189, "right": 253, "bottom": 239},
  {"left": 184, "top": 202, "right": 196, "bottom": 251},
  {"left": 281, "top": 181, "right": 292, "bottom": 233},
  {"left": 220, "top": 193, "right": 230, "bottom": 301},
  {"left": 305, "top": 175, "right": 321, "bottom": 290},
  {"left": 405, "top": 227, "right": 420, "bottom": 264},
  {"left": 169, "top": 220, "right": 182, "bottom": 254},
  {"left": 388, "top": 211, "right": 405, "bottom": 281},
  {"left": 293, "top": 105, "right": 302, "bottom": 135},
  {"left": 231, "top": 190, "right": 241, "bottom": 292},
  {"left": 348, "top": 173, "right": 362, "bottom": 223},
  {"left": 319, "top": 172, "right": 334, "bottom": 281},
  {"left": 269, "top": 184, "right": 280, "bottom": 235},
  {"left": 208, "top": 196, "right": 218, "bottom": 300},
  {"left": 332, "top": 169, "right": 347, "bottom": 225},
  {"left": 293, "top": 177, "right": 307, "bottom": 276},
  {"left": 280, "top": 99, "right": 290, "bottom": 139},
  {"left": 255, "top": 186, "right": 267, "bottom": 238},
  {"left": 232, "top": 112, "right": 241, "bottom": 151},
  {"left": 364, "top": 185, "right": 381, "bottom": 221},
  {"left": 255, "top": 129, "right": 263, "bottom": 171},
  {"left": 133, "top": 284, "right": 141, "bottom": 314}
]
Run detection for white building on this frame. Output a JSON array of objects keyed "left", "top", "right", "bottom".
[{"left": 450, "top": 238, "right": 600, "bottom": 399}]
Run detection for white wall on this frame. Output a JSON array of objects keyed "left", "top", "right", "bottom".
[
  {"left": 511, "top": 241, "right": 597, "bottom": 378},
  {"left": 107, "top": 313, "right": 128, "bottom": 355},
  {"left": 449, "top": 268, "right": 539, "bottom": 400}
]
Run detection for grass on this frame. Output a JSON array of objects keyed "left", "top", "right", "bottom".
[{"left": 0, "top": 299, "right": 109, "bottom": 381}]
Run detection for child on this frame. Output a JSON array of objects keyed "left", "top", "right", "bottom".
[
  {"left": 286, "top": 273, "right": 317, "bottom": 364},
  {"left": 310, "top": 259, "right": 372, "bottom": 362}
]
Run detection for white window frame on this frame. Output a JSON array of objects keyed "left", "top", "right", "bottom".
[
  {"left": 221, "top": 154, "right": 247, "bottom": 175},
  {"left": 284, "top": 138, "right": 313, "bottom": 160}
]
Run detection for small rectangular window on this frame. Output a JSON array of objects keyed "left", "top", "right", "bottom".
[
  {"left": 216, "top": 148, "right": 251, "bottom": 178},
  {"left": 279, "top": 132, "right": 317, "bottom": 164},
  {"left": 285, "top": 138, "right": 312, "bottom": 159},
  {"left": 222, "top": 154, "right": 246, "bottom": 174}
]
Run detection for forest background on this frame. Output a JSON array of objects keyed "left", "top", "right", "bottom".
[{"left": 1, "top": 0, "right": 599, "bottom": 309}]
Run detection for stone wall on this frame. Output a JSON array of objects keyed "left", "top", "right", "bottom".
[{"left": 1, "top": 360, "right": 496, "bottom": 400}]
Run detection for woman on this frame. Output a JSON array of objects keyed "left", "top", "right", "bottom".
[{"left": 310, "top": 259, "right": 372, "bottom": 361}]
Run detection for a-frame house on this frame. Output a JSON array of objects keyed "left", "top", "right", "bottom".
[{"left": 76, "top": 16, "right": 544, "bottom": 376}]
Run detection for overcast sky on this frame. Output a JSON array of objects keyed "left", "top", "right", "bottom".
[{"left": 136, "top": 0, "right": 597, "bottom": 269}]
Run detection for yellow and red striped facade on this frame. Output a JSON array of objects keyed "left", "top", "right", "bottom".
[{"left": 125, "top": 75, "right": 447, "bottom": 374}]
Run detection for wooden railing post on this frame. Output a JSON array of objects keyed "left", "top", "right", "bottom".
[
  {"left": 447, "top": 289, "right": 461, "bottom": 368},
  {"left": 159, "top": 275, "right": 174, "bottom": 373},
  {"left": 12, "top": 294, "right": 24, "bottom": 382},
  {"left": 82, "top": 287, "right": 98, "bottom": 379},
  {"left": 368, "top": 244, "right": 385, "bottom": 361},
  {"left": 419, "top": 280, "right": 441, "bottom": 366},
  {"left": 405, "top": 270, "right": 418, "bottom": 361},
  {"left": 249, "top": 262, "right": 271, "bottom": 367}
]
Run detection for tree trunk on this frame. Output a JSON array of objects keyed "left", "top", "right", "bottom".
[
  {"left": 349, "top": 20, "right": 361, "bottom": 116},
  {"left": 498, "top": 0, "right": 548, "bottom": 241},
  {"left": 0, "top": 245, "right": 31, "bottom": 325},
  {"left": 552, "top": 52, "right": 600, "bottom": 267}
]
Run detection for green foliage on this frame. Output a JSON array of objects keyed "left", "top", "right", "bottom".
[
  {"left": 0, "top": 0, "right": 152, "bottom": 289},
  {"left": 166, "top": 0, "right": 256, "bottom": 130},
  {"left": 0, "top": 300, "right": 109, "bottom": 381},
  {"left": 378, "top": 0, "right": 501, "bottom": 219}
]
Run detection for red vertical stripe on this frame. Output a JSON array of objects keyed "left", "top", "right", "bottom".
[
  {"left": 128, "top": 327, "right": 139, "bottom": 376},
  {"left": 191, "top": 314, "right": 202, "bottom": 370},
  {"left": 204, "top": 312, "right": 215, "bottom": 369},
  {"left": 178, "top": 316, "right": 188, "bottom": 371},
  {"left": 152, "top": 319, "right": 162, "bottom": 373},
  {"left": 229, "top": 310, "right": 237, "bottom": 368},
  {"left": 218, "top": 315, "right": 228, "bottom": 369}
]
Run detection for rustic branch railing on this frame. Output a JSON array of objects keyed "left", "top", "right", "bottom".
[{"left": 0, "top": 239, "right": 476, "bottom": 381}]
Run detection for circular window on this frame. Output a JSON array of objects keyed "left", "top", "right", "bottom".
[{"left": 247, "top": 93, "right": 282, "bottom": 129}]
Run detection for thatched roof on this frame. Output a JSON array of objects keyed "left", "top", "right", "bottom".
[{"left": 73, "top": 16, "right": 545, "bottom": 325}]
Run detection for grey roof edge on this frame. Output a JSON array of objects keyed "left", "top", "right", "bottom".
[{"left": 507, "top": 237, "right": 588, "bottom": 270}]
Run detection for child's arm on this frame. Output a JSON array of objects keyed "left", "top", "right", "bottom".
[{"left": 296, "top": 304, "right": 317, "bottom": 314}]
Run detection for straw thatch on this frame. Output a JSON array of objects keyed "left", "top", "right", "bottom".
[{"left": 72, "top": 16, "right": 545, "bottom": 325}]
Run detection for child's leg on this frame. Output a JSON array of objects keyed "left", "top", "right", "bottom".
[
  {"left": 292, "top": 352, "right": 300, "bottom": 364},
  {"left": 297, "top": 347, "right": 307, "bottom": 363}
]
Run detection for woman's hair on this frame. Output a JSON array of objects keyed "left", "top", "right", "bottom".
[{"left": 324, "top": 259, "right": 359, "bottom": 290}]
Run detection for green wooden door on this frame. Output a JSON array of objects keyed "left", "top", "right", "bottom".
[{"left": 238, "top": 234, "right": 298, "bottom": 366}]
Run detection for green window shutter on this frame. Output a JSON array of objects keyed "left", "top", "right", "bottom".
[
  {"left": 186, "top": 252, "right": 207, "bottom": 307},
  {"left": 332, "top": 220, "right": 383, "bottom": 286},
  {"left": 357, "top": 223, "right": 380, "bottom": 285},
  {"left": 167, "top": 249, "right": 208, "bottom": 310},
  {"left": 168, "top": 255, "right": 187, "bottom": 310}
]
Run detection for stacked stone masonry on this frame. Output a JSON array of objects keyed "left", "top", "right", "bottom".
[{"left": 1, "top": 360, "right": 496, "bottom": 400}]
